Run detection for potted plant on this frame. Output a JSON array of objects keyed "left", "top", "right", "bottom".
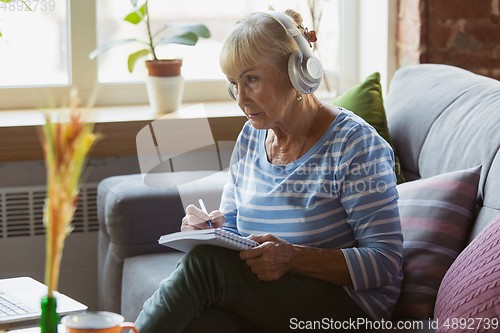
[{"left": 89, "top": 0, "right": 210, "bottom": 113}]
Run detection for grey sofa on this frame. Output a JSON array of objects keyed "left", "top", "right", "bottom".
[{"left": 97, "top": 64, "right": 500, "bottom": 330}]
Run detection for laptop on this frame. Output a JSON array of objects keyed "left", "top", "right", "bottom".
[{"left": 0, "top": 277, "right": 87, "bottom": 331}]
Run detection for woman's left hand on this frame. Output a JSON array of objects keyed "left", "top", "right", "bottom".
[{"left": 239, "top": 234, "right": 298, "bottom": 281}]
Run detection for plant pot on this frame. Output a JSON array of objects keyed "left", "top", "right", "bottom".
[
  {"left": 146, "top": 59, "right": 182, "bottom": 76},
  {"left": 145, "top": 59, "right": 184, "bottom": 114}
]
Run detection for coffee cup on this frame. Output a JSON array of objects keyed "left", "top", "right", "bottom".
[{"left": 61, "top": 312, "right": 139, "bottom": 333}]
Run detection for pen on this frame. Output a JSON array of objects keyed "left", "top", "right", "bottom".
[{"left": 198, "top": 199, "right": 212, "bottom": 228}]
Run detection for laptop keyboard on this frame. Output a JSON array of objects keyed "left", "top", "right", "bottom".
[{"left": 0, "top": 294, "right": 38, "bottom": 318}]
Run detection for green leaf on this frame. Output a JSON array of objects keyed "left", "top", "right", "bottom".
[
  {"left": 124, "top": 0, "right": 146, "bottom": 25},
  {"left": 127, "top": 49, "right": 151, "bottom": 73},
  {"left": 0, "top": 31, "right": 2, "bottom": 38},
  {"left": 21, "top": 0, "right": 33, "bottom": 12},
  {"left": 89, "top": 39, "right": 143, "bottom": 59},
  {"left": 154, "top": 23, "right": 210, "bottom": 40},
  {"left": 157, "top": 31, "right": 200, "bottom": 47}
]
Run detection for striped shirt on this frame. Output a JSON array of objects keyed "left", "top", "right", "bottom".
[{"left": 220, "top": 108, "right": 403, "bottom": 321}]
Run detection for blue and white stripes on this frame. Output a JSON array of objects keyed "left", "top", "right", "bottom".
[{"left": 220, "top": 109, "right": 403, "bottom": 321}]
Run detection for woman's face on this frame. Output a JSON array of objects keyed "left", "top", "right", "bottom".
[{"left": 225, "top": 61, "right": 296, "bottom": 130}]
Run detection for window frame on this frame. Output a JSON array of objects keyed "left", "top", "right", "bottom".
[{"left": 0, "top": 0, "right": 362, "bottom": 110}]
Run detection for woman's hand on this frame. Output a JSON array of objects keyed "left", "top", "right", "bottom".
[
  {"left": 180, "top": 204, "right": 225, "bottom": 231},
  {"left": 239, "top": 234, "right": 299, "bottom": 281}
]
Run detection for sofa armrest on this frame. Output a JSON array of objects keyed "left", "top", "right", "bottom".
[{"left": 97, "top": 170, "right": 228, "bottom": 313}]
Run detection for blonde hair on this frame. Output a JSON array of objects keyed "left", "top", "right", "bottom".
[{"left": 219, "top": 9, "right": 306, "bottom": 76}]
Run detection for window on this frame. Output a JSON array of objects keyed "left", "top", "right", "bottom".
[
  {"left": 0, "top": 0, "right": 67, "bottom": 87},
  {"left": 96, "top": 0, "right": 340, "bottom": 83},
  {"left": 0, "top": 0, "right": 348, "bottom": 110}
]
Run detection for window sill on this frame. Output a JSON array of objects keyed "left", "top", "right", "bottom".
[{"left": 0, "top": 101, "right": 246, "bottom": 162}]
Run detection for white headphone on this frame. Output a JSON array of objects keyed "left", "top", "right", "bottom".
[{"left": 227, "top": 11, "right": 323, "bottom": 100}]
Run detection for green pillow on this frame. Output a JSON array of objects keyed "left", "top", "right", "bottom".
[{"left": 331, "top": 72, "right": 406, "bottom": 184}]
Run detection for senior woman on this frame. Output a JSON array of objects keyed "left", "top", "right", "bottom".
[{"left": 135, "top": 9, "right": 403, "bottom": 333}]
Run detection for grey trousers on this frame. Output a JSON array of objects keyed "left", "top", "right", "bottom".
[{"left": 134, "top": 245, "right": 370, "bottom": 333}]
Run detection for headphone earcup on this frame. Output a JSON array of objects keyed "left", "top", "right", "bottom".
[
  {"left": 226, "top": 80, "right": 236, "bottom": 100},
  {"left": 287, "top": 50, "right": 322, "bottom": 95},
  {"left": 288, "top": 50, "right": 307, "bottom": 94}
]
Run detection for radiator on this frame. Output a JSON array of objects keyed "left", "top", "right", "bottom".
[
  {"left": 0, "top": 184, "right": 99, "bottom": 238},
  {"left": 0, "top": 183, "right": 100, "bottom": 310}
]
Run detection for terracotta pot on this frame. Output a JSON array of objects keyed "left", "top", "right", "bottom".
[{"left": 145, "top": 59, "right": 183, "bottom": 77}]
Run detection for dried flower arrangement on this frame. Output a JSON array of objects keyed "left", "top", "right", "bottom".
[
  {"left": 40, "top": 88, "right": 98, "bottom": 296},
  {"left": 38, "top": 88, "right": 99, "bottom": 333}
]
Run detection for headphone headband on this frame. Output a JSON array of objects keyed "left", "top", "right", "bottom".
[
  {"left": 261, "top": 11, "right": 317, "bottom": 64},
  {"left": 227, "top": 10, "right": 323, "bottom": 100}
]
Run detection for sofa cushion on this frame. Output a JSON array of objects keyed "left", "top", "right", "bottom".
[
  {"left": 331, "top": 72, "right": 405, "bottom": 184},
  {"left": 392, "top": 166, "right": 481, "bottom": 320},
  {"left": 434, "top": 213, "right": 500, "bottom": 333}
]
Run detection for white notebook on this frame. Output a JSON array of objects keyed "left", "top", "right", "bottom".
[{"left": 158, "top": 228, "right": 259, "bottom": 252}]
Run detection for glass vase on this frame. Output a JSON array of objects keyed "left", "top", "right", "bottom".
[{"left": 40, "top": 296, "right": 59, "bottom": 333}]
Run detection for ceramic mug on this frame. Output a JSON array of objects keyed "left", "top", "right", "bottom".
[{"left": 61, "top": 311, "right": 139, "bottom": 333}]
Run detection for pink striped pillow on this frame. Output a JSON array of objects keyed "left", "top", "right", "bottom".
[
  {"left": 392, "top": 166, "right": 481, "bottom": 320},
  {"left": 434, "top": 213, "right": 500, "bottom": 333}
]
